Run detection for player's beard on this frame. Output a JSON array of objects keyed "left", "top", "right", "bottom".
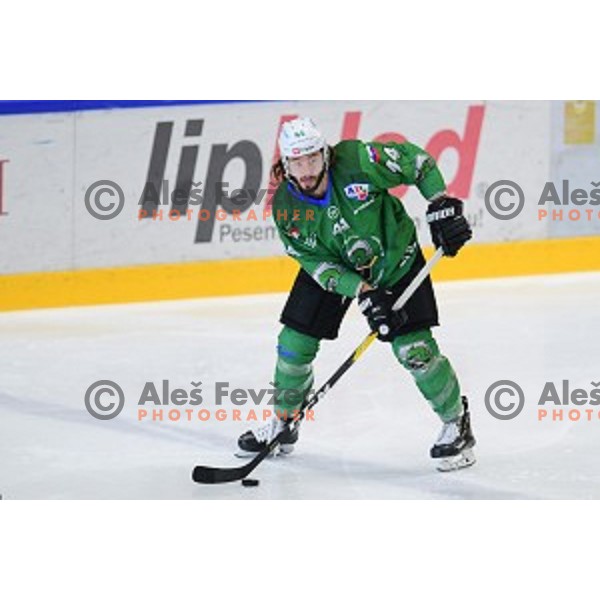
[
  {"left": 297, "top": 168, "right": 327, "bottom": 197},
  {"left": 299, "top": 175, "right": 318, "bottom": 191}
]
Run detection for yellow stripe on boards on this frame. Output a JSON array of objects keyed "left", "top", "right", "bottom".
[
  {"left": 1, "top": 236, "right": 600, "bottom": 312},
  {"left": 423, "top": 235, "right": 600, "bottom": 281}
]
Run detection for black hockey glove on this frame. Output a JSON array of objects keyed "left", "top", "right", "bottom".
[
  {"left": 357, "top": 286, "right": 407, "bottom": 342},
  {"left": 426, "top": 196, "right": 472, "bottom": 257}
]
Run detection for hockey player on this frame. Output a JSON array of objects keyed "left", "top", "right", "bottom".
[{"left": 237, "top": 117, "right": 476, "bottom": 471}]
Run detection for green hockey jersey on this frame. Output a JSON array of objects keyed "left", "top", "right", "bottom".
[{"left": 272, "top": 139, "right": 447, "bottom": 297}]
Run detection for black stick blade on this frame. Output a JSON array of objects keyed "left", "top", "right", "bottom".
[
  {"left": 192, "top": 464, "right": 247, "bottom": 484},
  {"left": 192, "top": 446, "right": 271, "bottom": 484}
]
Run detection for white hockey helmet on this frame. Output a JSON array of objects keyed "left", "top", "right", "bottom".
[{"left": 278, "top": 117, "right": 327, "bottom": 160}]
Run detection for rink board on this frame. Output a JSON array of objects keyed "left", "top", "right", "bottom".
[
  {"left": 2, "top": 235, "right": 600, "bottom": 311},
  {"left": 1, "top": 100, "right": 599, "bottom": 311}
]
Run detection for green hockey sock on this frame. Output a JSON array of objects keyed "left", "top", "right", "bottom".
[
  {"left": 392, "top": 329, "right": 462, "bottom": 422},
  {"left": 273, "top": 326, "right": 320, "bottom": 417}
]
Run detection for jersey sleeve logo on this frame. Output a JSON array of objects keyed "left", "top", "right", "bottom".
[{"left": 365, "top": 144, "right": 380, "bottom": 164}]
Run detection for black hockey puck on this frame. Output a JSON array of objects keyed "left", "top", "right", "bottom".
[{"left": 241, "top": 478, "right": 260, "bottom": 487}]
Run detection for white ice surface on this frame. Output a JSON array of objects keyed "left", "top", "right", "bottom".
[{"left": 1, "top": 272, "right": 599, "bottom": 499}]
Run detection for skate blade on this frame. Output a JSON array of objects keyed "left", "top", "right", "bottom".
[
  {"left": 234, "top": 449, "right": 259, "bottom": 459},
  {"left": 234, "top": 445, "right": 295, "bottom": 459},
  {"left": 435, "top": 448, "right": 476, "bottom": 472}
]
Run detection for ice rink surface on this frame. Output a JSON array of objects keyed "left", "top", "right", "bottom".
[{"left": 1, "top": 271, "right": 599, "bottom": 500}]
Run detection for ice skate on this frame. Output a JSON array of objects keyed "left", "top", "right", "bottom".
[
  {"left": 431, "top": 396, "right": 476, "bottom": 472},
  {"left": 235, "top": 415, "right": 299, "bottom": 458}
]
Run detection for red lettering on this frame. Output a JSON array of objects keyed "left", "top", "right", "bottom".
[
  {"left": 340, "top": 111, "right": 361, "bottom": 140},
  {"left": 426, "top": 105, "right": 485, "bottom": 199},
  {"left": 266, "top": 104, "right": 485, "bottom": 205}
]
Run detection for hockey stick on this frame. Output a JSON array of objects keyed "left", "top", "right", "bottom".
[{"left": 192, "top": 247, "right": 444, "bottom": 484}]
